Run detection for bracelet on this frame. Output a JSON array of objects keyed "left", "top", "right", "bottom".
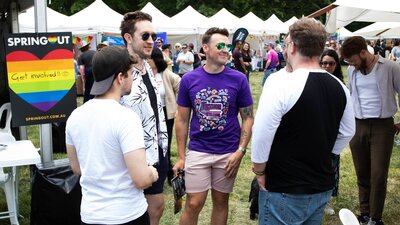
[
  {"left": 252, "top": 167, "right": 265, "bottom": 176},
  {"left": 253, "top": 171, "right": 265, "bottom": 176}
]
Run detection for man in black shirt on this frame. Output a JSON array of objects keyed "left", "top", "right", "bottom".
[{"left": 251, "top": 18, "right": 355, "bottom": 225}]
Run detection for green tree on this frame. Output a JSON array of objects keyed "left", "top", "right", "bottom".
[{"left": 48, "top": 0, "right": 334, "bottom": 22}]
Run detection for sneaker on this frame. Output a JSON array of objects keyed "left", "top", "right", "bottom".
[
  {"left": 368, "top": 218, "right": 384, "bottom": 225},
  {"left": 357, "top": 214, "right": 370, "bottom": 225}
]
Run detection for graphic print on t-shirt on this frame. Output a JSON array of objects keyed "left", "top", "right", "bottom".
[{"left": 195, "top": 87, "right": 229, "bottom": 131}]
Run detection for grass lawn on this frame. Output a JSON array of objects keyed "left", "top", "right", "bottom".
[{"left": 1, "top": 70, "right": 400, "bottom": 225}]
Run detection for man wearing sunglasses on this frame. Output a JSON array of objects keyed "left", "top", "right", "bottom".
[
  {"left": 120, "top": 11, "right": 168, "bottom": 225},
  {"left": 340, "top": 36, "right": 400, "bottom": 225},
  {"left": 173, "top": 27, "right": 254, "bottom": 225}
]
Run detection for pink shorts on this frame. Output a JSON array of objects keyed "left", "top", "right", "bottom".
[{"left": 184, "top": 150, "right": 236, "bottom": 193}]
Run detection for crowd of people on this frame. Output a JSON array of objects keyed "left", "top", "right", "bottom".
[{"left": 66, "top": 11, "right": 400, "bottom": 225}]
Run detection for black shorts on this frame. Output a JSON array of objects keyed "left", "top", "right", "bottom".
[{"left": 144, "top": 148, "right": 167, "bottom": 195}]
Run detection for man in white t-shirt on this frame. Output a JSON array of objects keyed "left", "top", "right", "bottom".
[
  {"left": 176, "top": 43, "right": 194, "bottom": 76},
  {"left": 66, "top": 46, "right": 158, "bottom": 225}
]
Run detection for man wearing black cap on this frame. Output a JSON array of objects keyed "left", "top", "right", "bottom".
[
  {"left": 77, "top": 40, "right": 96, "bottom": 103},
  {"left": 120, "top": 11, "right": 168, "bottom": 225},
  {"left": 66, "top": 46, "right": 158, "bottom": 225}
]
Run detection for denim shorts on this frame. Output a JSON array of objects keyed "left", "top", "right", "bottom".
[{"left": 258, "top": 189, "right": 332, "bottom": 225}]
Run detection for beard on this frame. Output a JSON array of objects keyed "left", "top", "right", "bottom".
[{"left": 358, "top": 57, "right": 368, "bottom": 71}]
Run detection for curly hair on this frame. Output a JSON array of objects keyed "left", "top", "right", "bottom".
[{"left": 120, "top": 11, "right": 152, "bottom": 45}]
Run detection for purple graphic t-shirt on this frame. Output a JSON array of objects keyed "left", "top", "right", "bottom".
[{"left": 177, "top": 66, "right": 253, "bottom": 154}]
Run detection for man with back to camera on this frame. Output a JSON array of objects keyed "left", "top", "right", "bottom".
[
  {"left": 77, "top": 40, "right": 96, "bottom": 103},
  {"left": 340, "top": 36, "right": 400, "bottom": 225},
  {"left": 173, "top": 27, "right": 254, "bottom": 225},
  {"left": 120, "top": 11, "right": 168, "bottom": 225},
  {"left": 66, "top": 46, "right": 158, "bottom": 225},
  {"left": 251, "top": 18, "right": 355, "bottom": 225}
]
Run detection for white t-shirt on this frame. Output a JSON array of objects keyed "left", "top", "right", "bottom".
[
  {"left": 355, "top": 69, "right": 381, "bottom": 118},
  {"left": 66, "top": 99, "right": 147, "bottom": 224},
  {"left": 177, "top": 51, "right": 194, "bottom": 74},
  {"left": 154, "top": 72, "right": 166, "bottom": 107}
]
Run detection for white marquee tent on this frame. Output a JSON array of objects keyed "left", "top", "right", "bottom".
[
  {"left": 321, "top": 0, "right": 400, "bottom": 33},
  {"left": 283, "top": 16, "right": 298, "bottom": 32},
  {"left": 18, "top": 1, "right": 290, "bottom": 49},
  {"left": 208, "top": 8, "right": 241, "bottom": 33},
  {"left": 264, "top": 14, "right": 285, "bottom": 33},
  {"left": 66, "top": 0, "right": 123, "bottom": 34},
  {"left": 239, "top": 12, "right": 269, "bottom": 35},
  {"left": 354, "top": 22, "right": 400, "bottom": 38},
  {"left": 169, "top": 5, "right": 210, "bottom": 34},
  {"left": 18, "top": 6, "right": 69, "bottom": 32},
  {"left": 141, "top": 2, "right": 173, "bottom": 33}
]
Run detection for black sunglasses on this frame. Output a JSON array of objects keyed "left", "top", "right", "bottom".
[
  {"left": 216, "top": 42, "right": 233, "bottom": 51},
  {"left": 320, "top": 61, "right": 336, "bottom": 66},
  {"left": 141, "top": 32, "right": 158, "bottom": 41}
]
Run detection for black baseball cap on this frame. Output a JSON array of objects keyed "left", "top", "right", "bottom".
[{"left": 90, "top": 46, "right": 133, "bottom": 95}]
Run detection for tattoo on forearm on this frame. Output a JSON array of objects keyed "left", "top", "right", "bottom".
[
  {"left": 240, "top": 130, "right": 248, "bottom": 144},
  {"left": 243, "top": 106, "right": 253, "bottom": 117}
]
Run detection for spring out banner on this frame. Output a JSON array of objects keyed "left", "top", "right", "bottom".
[{"left": 5, "top": 32, "right": 77, "bottom": 126}]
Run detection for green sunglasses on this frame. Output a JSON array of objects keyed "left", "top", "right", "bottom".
[{"left": 216, "top": 42, "right": 233, "bottom": 51}]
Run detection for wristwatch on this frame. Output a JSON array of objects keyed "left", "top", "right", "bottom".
[{"left": 238, "top": 146, "right": 246, "bottom": 156}]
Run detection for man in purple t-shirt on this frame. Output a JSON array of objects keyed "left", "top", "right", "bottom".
[
  {"left": 173, "top": 27, "right": 254, "bottom": 225},
  {"left": 262, "top": 42, "right": 279, "bottom": 86}
]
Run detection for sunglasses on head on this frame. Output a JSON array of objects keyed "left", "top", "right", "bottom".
[
  {"left": 141, "top": 32, "right": 158, "bottom": 41},
  {"left": 320, "top": 61, "right": 336, "bottom": 66},
  {"left": 216, "top": 42, "right": 233, "bottom": 51}
]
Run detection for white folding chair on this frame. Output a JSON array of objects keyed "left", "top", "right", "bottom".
[
  {"left": 0, "top": 103, "right": 19, "bottom": 225},
  {"left": 339, "top": 208, "right": 360, "bottom": 225}
]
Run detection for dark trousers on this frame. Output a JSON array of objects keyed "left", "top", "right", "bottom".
[
  {"left": 81, "top": 211, "right": 150, "bottom": 225},
  {"left": 83, "top": 68, "right": 94, "bottom": 103},
  {"left": 163, "top": 107, "right": 175, "bottom": 181},
  {"left": 349, "top": 118, "right": 394, "bottom": 219}
]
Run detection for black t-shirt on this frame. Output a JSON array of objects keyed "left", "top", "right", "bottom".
[
  {"left": 142, "top": 72, "right": 159, "bottom": 133},
  {"left": 77, "top": 50, "right": 96, "bottom": 67}
]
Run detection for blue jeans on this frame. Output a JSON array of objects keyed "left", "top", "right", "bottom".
[
  {"left": 262, "top": 68, "right": 277, "bottom": 86},
  {"left": 258, "top": 189, "right": 332, "bottom": 225}
]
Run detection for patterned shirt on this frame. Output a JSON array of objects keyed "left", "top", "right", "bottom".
[{"left": 120, "top": 61, "right": 168, "bottom": 165}]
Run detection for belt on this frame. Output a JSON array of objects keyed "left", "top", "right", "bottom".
[{"left": 266, "top": 68, "right": 276, "bottom": 70}]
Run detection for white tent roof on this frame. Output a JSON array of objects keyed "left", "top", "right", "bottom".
[
  {"left": 339, "top": 27, "right": 354, "bottom": 38},
  {"left": 239, "top": 12, "right": 269, "bottom": 35},
  {"left": 208, "top": 8, "right": 240, "bottom": 32},
  {"left": 283, "top": 16, "right": 298, "bottom": 31},
  {"left": 264, "top": 14, "right": 286, "bottom": 33},
  {"left": 66, "top": 0, "right": 123, "bottom": 34},
  {"left": 325, "top": 0, "right": 400, "bottom": 30},
  {"left": 18, "top": 6, "right": 69, "bottom": 32},
  {"left": 169, "top": 5, "right": 209, "bottom": 34},
  {"left": 141, "top": 2, "right": 172, "bottom": 33},
  {"left": 354, "top": 22, "right": 400, "bottom": 38}
]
